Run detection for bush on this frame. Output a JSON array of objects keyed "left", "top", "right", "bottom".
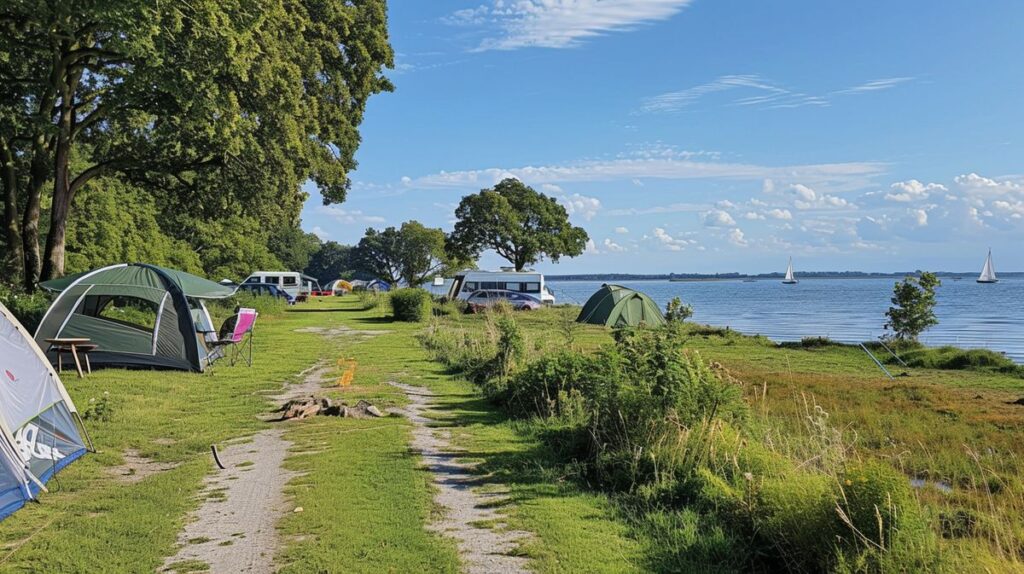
[
  {"left": 0, "top": 285, "right": 52, "bottom": 332},
  {"left": 665, "top": 297, "right": 693, "bottom": 323},
  {"left": 390, "top": 288, "right": 431, "bottom": 322},
  {"left": 357, "top": 289, "right": 385, "bottom": 311},
  {"left": 207, "top": 292, "right": 289, "bottom": 326},
  {"left": 506, "top": 350, "right": 611, "bottom": 419}
]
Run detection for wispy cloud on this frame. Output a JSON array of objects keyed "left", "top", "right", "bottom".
[
  {"left": 446, "top": 0, "right": 694, "bottom": 51},
  {"left": 831, "top": 77, "right": 914, "bottom": 96},
  {"left": 400, "top": 154, "right": 887, "bottom": 192},
  {"left": 642, "top": 74, "right": 913, "bottom": 113},
  {"left": 316, "top": 206, "right": 386, "bottom": 225}
]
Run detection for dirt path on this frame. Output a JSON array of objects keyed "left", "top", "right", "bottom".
[
  {"left": 389, "top": 381, "right": 533, "bottom": 574},
  {"left": 162, "top": 364, "right": 331, "bottom": 573}
]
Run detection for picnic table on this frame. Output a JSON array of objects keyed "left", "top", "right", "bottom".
[{"left": 45, "top": 338, "right": 97, "bottom": 378}]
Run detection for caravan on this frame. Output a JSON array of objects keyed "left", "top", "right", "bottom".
[
  {"left": 447, "top": 270, "right": 555, "bottom": 304},
  {"left": 242, "top": 272, "right": 322, "bottom": 299}
]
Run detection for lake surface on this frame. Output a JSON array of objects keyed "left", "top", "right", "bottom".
[{"left": 547, "top": 277, "right": 1024, "bottom": 363}]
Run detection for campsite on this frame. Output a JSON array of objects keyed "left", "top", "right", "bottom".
[{"left": 3, "top": 2, "right": 1024, "bottom": 573}]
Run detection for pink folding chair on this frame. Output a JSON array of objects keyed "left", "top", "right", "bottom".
[{"left": 209, "top": 308, "right": 258, "bottom": 367}]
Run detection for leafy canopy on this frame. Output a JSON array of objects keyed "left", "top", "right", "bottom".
[
  {"left": 885, "top": 272, "right": 941, "bottom": 342},
  {"left": 447, "top": 178, "right": 589, "bottom": 271},
  {"left": 353, "top": 221, "right": 458, "bottom": 286}
]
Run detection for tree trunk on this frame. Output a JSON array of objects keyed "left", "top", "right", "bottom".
[
  {"left": 41, "top": 48, "right": 85, "bottom": 281},
  {"left": 1, "top": 139, "right": 23, "bottom": 284},
  {"left": 21, "top": 138, "right": 47, "bottom": 291}
]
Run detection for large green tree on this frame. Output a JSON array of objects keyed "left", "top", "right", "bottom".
[
  {"left": 268, "top": 227, "right": 322, "bottom": 273},
  {"left": 0, "top": 0, "right": 393, "bottom": 288},
  {"left": 447, "top": 178, "right": 589, "bottom": 271},
  {"left": 304, "top": 241, "right": 354, "bottom": 284},
  {"left": 353, "top": 221, "right": 460, "bottom": 286}
]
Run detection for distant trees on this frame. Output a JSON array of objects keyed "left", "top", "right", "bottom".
[
  {"left": 885, "top": 272, "right": 941, "bottom": 342},
  {"left": 305, "top": 242, "right": 354, "bottom": 285},
  {"left": 447, "top": 179, "right": 588, "bottom": 271},
  {"left": 0, "top": 1, "right": 393, "bottom": 288},
  {"left": 353, "top": 221, "right": 464, "bottom": 287}
]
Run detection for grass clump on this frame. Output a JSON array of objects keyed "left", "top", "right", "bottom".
[
  {"left": 897, "top": 346, "right": 1024, "bottom": 376},
  {"left": 390, "top": 288, "right": 431, "bottom": 322}
]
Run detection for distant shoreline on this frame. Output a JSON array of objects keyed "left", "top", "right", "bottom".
[{"left": 547, "top": 272, "right": 1023, "bottom": 282}]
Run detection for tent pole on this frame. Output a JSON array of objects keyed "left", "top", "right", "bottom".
[{"left": 73, "top": 412, "right": 96, "bottom": 453}]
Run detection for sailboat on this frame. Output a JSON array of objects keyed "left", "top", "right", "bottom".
[
  {"left": 977, "top": 249, "right": 998, "bottom": 283},
  {"left": 782, "top": 257, "right": 798, "bottom": 284}
]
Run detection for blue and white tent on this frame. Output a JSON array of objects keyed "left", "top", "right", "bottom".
[{"left": 0, "top": 302, "right": 89, "bottom": 520}]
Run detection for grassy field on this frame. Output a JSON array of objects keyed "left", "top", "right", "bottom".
[
  {"left": 420, "top": 305, "right": 1024, "bottom": 572},
  {"left": 2, "top": 296, "right": 1022, "bottom": 572}
]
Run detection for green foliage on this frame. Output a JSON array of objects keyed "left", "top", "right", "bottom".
[
  {"left": 357, "top": 290, "right": 386, "bottom": 311},
  {"left": 268, "top": 227, "right": 322, "bottom": 273},
  {"left": 664, "top": 297, "right": 694, "bottom": 323},
  {"left": 390, "top": 288, "right": 431, "bottom": 322},
  {"left": 506, "top": 350, "right": 611, "bottom": 419},
  {"left": 885, "top": 272, "right": 941, "bottom": 342},
  {"left": 187, "top": 215, "right": 284, "bottom": 282},
  {"left": 81, "top": 392, "right": 114, "bottom": 423},
  {"left": 65, "top": 178, "right": 204, "bottom": 275},
  {"left": 0, "top": 284, "right": 51, "bottom": 332},
  {"left": 447, "top": 178, "right": 589, "bottom": 271},
  {"left": 353, "top": 221, "right": 458, "bottom": 286},
  {"left": 304, "top": 241, "right": 353, "bottom": 285},
  {"left": 896, "top": 346, "right": 1024, "bottom": 376}
]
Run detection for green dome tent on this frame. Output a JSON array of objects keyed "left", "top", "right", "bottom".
[
  {"left": 576, "top": 284, "right": 666, "bottom": 328},
  {"left": 35, "top": 264, "right": 237, "bottom": 372}
]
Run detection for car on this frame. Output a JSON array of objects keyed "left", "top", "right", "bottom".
[
  {"left": 236, "top": 283, "right": 296, "bottom": 304},
  {"left": 465, "top": 289, "right": 542, "bottom": 312}
]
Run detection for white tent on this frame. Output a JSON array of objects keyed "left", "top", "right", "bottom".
[{"left": 0, "top": 302, "right": 89, "bottom": 520}]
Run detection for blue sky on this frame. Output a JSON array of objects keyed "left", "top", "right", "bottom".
[{"left": 300, "top": 0, "right": 1024, "bottom": 274}]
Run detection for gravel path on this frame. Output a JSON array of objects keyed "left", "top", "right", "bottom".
[
  {"left": 389, "top": 381, "right": 533, "bottom": 574},
  {"left": 162, "top": 364, "right": 330, "bottom": 573},
  {"left": 161, "top": 430, "right": 296, "bottom": 574}
]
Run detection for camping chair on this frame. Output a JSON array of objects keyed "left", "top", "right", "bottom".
[{"left": 208, "top": 308, "right": 258, "bottom": 367}]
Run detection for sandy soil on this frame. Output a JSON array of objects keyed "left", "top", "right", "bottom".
[
  {"left": 106, "top": 449, "right": 179, "bottom": 484},
  {"left": 389, "top": 381, "right": 533, "bottom": 574},
  {"left": 292, "top": 325, "right": 389, "bottom": 339}
]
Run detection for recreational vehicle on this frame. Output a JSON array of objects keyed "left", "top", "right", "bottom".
[
  {"left": 447, "top": 270, "right": 555, "bottom": 304},
  {"left": 242, "top": 271, "right": 322, "bottom": 299}
]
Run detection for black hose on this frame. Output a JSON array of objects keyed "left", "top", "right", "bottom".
[{"left": 210, "top": 444, "right": 226, "bottom": 469}]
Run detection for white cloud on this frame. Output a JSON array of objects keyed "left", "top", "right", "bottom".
[
  {"left": 310, "top": 226, "right": 330, "bottom": 240},
  {"left": 766, "top": 208, "right": 793, "bottom": 220},
  {"left": 761, "top": 179, "right": 775, "bottom": 194},
  {"left": 451, "top": 0, "right": 694, "bottom": 51},
  {"left": 642, "top": 75, "right": 912, "bottom": 114},
  {"left": 884, "top": 179, "right": 947, "bottom": 202},
  {"left": 541, "top": 183, "right": 564, "bottom": 193},
  {"left": 316, "top": 206, "right": 386, "bottom": 224},
  {"left": 614, "top": 226, "right": 629, "bottom": 234},
  {"left": 703, "top": 209, "right": 737, "bottom": 227},
  {"left": 584, "top": 239, "right": 600, "bottom": 254},
  {"left": 716, "top": 199, "right": 737, "bottom": 209},
  {"left": 742, "top": 211, "right": 765, "bottom": 220},
  {"left": 788, "top": 184, "right": 852, "bottom": 210},
  {"left": 559, "top": 193, "right": 602, "bottom": 220},
  {"left": 651, "top": 227, "right": 695, "bottom": 251},
  {"left": 911, "top": 208, "right": 928, "bottom": 227},
  {"left": 602, "top": 238, "right": 627, "bottom": 252},
  {"left": 728, "top": 228, "right": 749, "bottom": 247},
  {"left": 832, "top": 77, "right": 914, "bottom": 95},
  {"left": 404, "top": 156, "right": 886, "bottom": 191}
]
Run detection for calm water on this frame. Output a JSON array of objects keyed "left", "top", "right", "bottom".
[{"left": 547, "top": 277, "right": 1024, "bottom": 363}]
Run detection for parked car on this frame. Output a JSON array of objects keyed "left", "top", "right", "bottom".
[
  {"left": 236, "top": 283, "right": 296, "bottom": 304},
  {"left": 466, "top": 289, "right": 542, "bottom": 312}
]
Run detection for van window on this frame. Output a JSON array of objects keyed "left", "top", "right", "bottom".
[
  {"left": 283, "top": 276, "right": 298, "bottom": 286},
  {"left": 524, "top": 282, "right": 541, "bottom": 293},
  {"left": 244, "top": 276, "right": 260, "bottom": 284},
  {"left": 506, "top": 282, "right": 523, "bottom": 292},
  {"left": 264, "top": 276, "right": 280, "bottom": 285},
  {"left": 463, "top": 282, "right": 478, "bottom": 292},
  {"left": 481, "top": 281, "right": 501, "bottom": 290}
]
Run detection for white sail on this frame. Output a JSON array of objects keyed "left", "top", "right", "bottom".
[
  {"left": 978, "top": 249, "right": 998, "bottom": 283},
  {"left": 783, "top": 257, "right": 797, "bottom": 284}
]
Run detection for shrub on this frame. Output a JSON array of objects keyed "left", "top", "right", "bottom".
[
  {"left": 885, "top": 272, "right": 940, "bottom": 342},
  {"left": 897, "top": 346, "right": 1023, "bottom": 376},
  {"left": 357, "top": 289, "right": 385, "bottom": 311},
  {"left": 390, "top": 288, "right": 431, "bottom": 322},
  {"left": 506, "top": 350, "right": 611, "bottom": 418},
  {"left": 207, "top": 292, "right": 288, "bottom": 326},
  {"left": 0, "top": 285, "right": 52, "bottom": 332},
  {"left": 665, "top": 297, "right": 693, "bottom": 323}
]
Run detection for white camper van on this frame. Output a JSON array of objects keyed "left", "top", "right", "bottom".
[
  {"left": 447, "top": 269, "right": 555, "bottom": 304},
  {"left": 242, "top": 271, "right": 321, "bottom": 299}
]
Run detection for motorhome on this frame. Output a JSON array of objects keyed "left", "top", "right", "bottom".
[
  {"left": 242, "top": 271, "right": 322, "bottom": 299},
  {"left": 447, "top": 269, "right": 555, "bottom": 304}
]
